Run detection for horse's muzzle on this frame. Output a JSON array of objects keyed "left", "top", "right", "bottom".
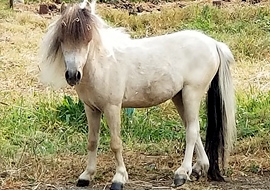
[{"left": 65, "top": 70, "right": 81, "bottom": 86}]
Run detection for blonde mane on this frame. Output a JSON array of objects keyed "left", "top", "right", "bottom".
[{"left": 39, "top": 1, "right": 131, "bottom": 88}]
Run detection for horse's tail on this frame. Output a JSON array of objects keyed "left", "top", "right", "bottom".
[{"left": 205, "top": 42, "right": 236, "bottom": 181}]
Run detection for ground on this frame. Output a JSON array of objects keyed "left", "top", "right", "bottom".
[
  {"left": 1, "top": 152, "right": 270, "bottom": 189},
  {"left": 30, "top": 174, "right": 270, "bottom": 190},
  {"left": 27, "top": 176, "right": 270, "bottom": 190}
]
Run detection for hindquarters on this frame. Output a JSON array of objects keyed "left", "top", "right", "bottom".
[{"left": 205, "top": 42, "right": 236, "bottom": 181}]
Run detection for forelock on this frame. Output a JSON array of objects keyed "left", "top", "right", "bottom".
[{"left": 57, "top": 4, "right": 93, "bottom": 44}]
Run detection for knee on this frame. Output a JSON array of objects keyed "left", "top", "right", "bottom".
[
  {"left": 88, "top": 140, "right": 98, "bottom": 151},
  {"left": 186, "top": 126, "right": 199, "bottom": 137},
  {"left": 110, "top": 136, "right": 122, "bottom": 152}
]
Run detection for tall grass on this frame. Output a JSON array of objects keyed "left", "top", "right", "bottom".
[
  {"left": 100, "top": 4, "right": 270, "bottom": 60},
  {"left": 2, "top": 90, "right": 270, "bottom": 158},
  {"left": 0, "top": 94, "right": 185, "bottom": 158},
  {"left": 237, "top": 92, "right": 270, "bottom": 139}
]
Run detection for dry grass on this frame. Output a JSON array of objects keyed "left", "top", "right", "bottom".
[
  {"left": 1, "top": 2, "right": 270, "bottom": 94},
  {"left": 1, "top": 150, "right": 269, "bottom": 189},
  {"left": 0, "top": 11, "right": 45, "bottom": 84},
  {"left": 232, "top": 59, "right": 270, "bottom": 93}
]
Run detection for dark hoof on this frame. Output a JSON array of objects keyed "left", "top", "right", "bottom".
[
  {"left": 208, "top": 170, "right": 225, "bottom": 182},
  {"left": 76, "top": 179, "right": 90, "bottom": 187},
  {"left": 173, "top": 174, "right": 187, "bottom": 187},
  {"left": 190, "top": 169, "right": 200, "bottom": 181},
  {"left": 110, "top": 182, "right": 123, "bottom": 190}
]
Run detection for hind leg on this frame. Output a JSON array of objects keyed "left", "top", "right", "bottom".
[
  {"left": 191, "top": 136, "right": 209, "bottom": 180},
  {"left": 172, "top": 86, "right": 207, "bottom": 186},
  {"left": 172, "top": 93, "right": 209, "bottom": 180}
]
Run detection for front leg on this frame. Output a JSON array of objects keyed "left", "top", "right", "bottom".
[
  {"left": 104, "top": 104, "right": 128, "bottom": 190},
  {"left": 77, "top": 104, "right": 101, "bottom": 187}
]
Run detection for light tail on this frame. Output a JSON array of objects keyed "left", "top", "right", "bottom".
[{"left": 205, "top": 42, "right": 236, "bottom": 181}]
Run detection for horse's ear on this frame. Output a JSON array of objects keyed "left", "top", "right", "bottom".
[
  {"left": 80, "top": 0, "right": 92, "bottom": 11},
  {"left": 60, "top": 2, "right": 67, "bottom": 14},
  {"left": 85, "top": 1, "right": 91, "bottom": 11}
]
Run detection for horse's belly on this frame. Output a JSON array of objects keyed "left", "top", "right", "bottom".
[
  {"left": 122, "top": 95, "right": 168, "bottom": 108},
  {"left": 122, "top": 81, "right": 182, "bottom": 108}
]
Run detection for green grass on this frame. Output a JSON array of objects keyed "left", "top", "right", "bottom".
[
  {"left": 2, "top": 90, "right": 270, "bottom": 158},
  {"left": 0, "top": 94, "right": 185, "bottom": 157},
  {"left": 237, "top": 92, "right": 270, "bottom": 139},
  {"left": 100, "top": 4, "right": 270, "bottom": 60}
]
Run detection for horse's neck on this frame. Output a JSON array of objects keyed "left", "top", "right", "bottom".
[
  {"left": 81, "top": 47, "right": 109, "bottom": 81},
  {"left": 75, "top": 50, "right": 114, "bottom": 109}
]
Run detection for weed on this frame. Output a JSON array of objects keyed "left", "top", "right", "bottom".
[
  {"left": 57, "top": 95, "right": 86, "bottom": 130},
  {"left": 237, "top": 92, "right": 270, "bottom": 139},
  {"left": 249, "top": 161, "right": 261, "bottom": 174}
]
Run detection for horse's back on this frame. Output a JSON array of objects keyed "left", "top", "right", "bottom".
[{"left": 120, "top": 30, "right": 221, "bottom": 108}]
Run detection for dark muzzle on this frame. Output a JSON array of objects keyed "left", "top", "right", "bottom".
[{"left": 65, "top": 70, "right": 81, "bottom": 86}]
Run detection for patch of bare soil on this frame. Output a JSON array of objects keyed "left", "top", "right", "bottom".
[
  {"left": 12, "top": 0, "right": 186, "bottom": 16},
  {"left": 7, "top": 177, "right": 270, "bottom": 190},
  {"left": 27, "top": 175, "right": 270, "bottom": 190},
  {"left": 12, "top": 0, "right": 266, "bottom": 17}
]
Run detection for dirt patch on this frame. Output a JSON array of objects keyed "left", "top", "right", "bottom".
[
  {"left": 102, "top": 0, "right": 187, "bottom": 15},
  {"left": 12, "top": 0, "right": 186, "bottom": 16},
  {"left": 12, "top": 0, "right": 266, "bottom": 17},
  {"left": 5, "top": 176, "right": 270, "bottom": 190}
]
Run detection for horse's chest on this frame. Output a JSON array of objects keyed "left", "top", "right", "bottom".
[{"left": 75, "top": 79, "right": 123, "bottom": 110}]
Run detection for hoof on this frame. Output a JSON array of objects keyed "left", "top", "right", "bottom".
[
  {"left": 110, "top": 182, "right": 123, "bottom": 190},
  {"left": 76, "top": 179, "right": 90, "bottom": 187},
  {"left": 190, "top": 169, "right": 200, "bottom": 181},
  {"left": 208, "top": 170, "right": 225, "bottom": 182},
  {"left": 173, "top": 174, "right": 187, "bottom": 187}
]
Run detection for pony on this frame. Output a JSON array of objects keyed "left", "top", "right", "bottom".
[{"left": 39, "top": 0, "right": 236, "bottom": 189}]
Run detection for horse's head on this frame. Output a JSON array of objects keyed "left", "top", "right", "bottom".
[{"left": 58, "top": 1, "right": 94, "bottom": 86}]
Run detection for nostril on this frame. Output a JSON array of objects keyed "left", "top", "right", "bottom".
[
  {"left": 65, "top": 71, "right": 69, "bottom": 80},
  {"left": 65, "top": 70, "right": 81, "bottom": 85},
  {"left": 76, "top": 71, "right": 81, "bottom": 81}
]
